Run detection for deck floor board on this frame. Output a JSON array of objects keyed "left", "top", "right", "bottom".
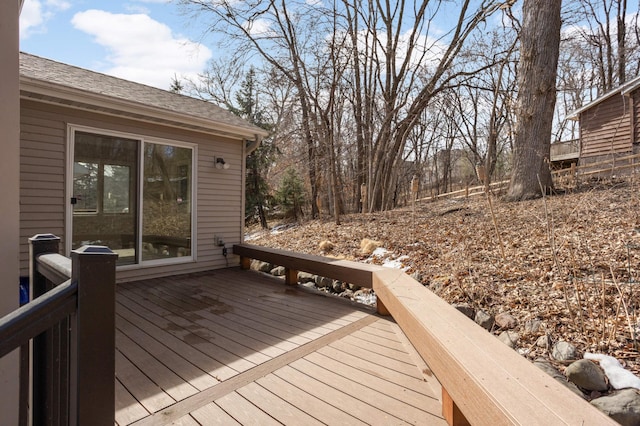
[{"left": 115, "top": 268, "right": 444, "bottom": 425}]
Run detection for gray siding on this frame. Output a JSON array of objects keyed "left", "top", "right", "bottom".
[{"left": 20, "top": 99, "right": 245, "bottom": 281}]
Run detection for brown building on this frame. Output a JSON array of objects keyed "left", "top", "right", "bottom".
[{"left": 568, "top": 76, "right": 640, "bottom": 168}]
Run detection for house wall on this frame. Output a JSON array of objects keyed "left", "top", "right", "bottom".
[
  {"left": 580, "top": 92, "right": 633, "bottom": 158},
  {"left": 20, "top": 99, "right": 245, "bottom": 282},
  {"left": 0, "top": 1, "right": 21, "bottom": 424}
]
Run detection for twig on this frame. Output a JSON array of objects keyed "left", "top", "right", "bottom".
[
  {"left": 601, "top": 273, "right": 607, "bottom": 345},
  {"left": 610, "top": 265, "right": 635, "bottom": 342},
  {"left": 568, "top": 243, "right": 587, "bottom": 336},
  {"left": 538, "top": 174, "right": 575, "bottom": 325},
  {"left": 484, "top": 190, "right": 505, "bottom": 260}
]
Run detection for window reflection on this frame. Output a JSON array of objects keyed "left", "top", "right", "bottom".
[{"left": 142, "top": 143, "right": 192, "bottom": 261}]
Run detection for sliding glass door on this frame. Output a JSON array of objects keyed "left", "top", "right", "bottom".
[
  {"left": 142, "top": 143, "right": 192, "bottom": 261},
  {"left": 70, "top": 128, "right": 193, "bottom": 266},
  {"left": 72, "top": 132, "right": 138, "bottom": 265}
]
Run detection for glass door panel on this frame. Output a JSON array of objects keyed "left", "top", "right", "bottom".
[
  {"left": 72, "top": 132, "right": 138, "bottom": 266},
  {"left": 142, "top": 143, "right": 192, "bottom": 261}
]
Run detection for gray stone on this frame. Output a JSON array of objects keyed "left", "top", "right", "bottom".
[
  {"left": 536, "top": 335, "right": 550, "bottom": 348},
  {"left": 475, "top": 310, "right": 495, "bottom": 330},
  {"left": 354, "top": 289, "right": 376, "bottom": 305},
  {"left": 533, "top": 358, "right": 585, "bottom": 398},
  {"left": 331, "top": 280, "right": 346, "bottom": 293},
  {"left": 552, "top": 341, "right": 578, "bottom": 361},
  {"left": 251, "top": 259, "right": 272, "bottom": 273},
  {"left": 297, "top": 272, "right": 315, "bottom": 283},
  {"left": 495, "top": 312, "right": 518, "bottom": 329},
  {"left": 565, "top": 359, "right": 608, "bottom": 391},
  {"left": 497, "top": 331, "right": 519, "bottom": 348},
  {"left": 315, "top": 276, "right": 333, "bottom": 288},
  {"left": 524, "top": 319, "right": 542, "bottom": 334},
  {"left": 455, "top": 304, "right": 475, "bottom": 319},
  {"left": 299, "top": 281, "right": 316, "bottom": 289},
  {"left": 270, "top": 266, "right": 286, "bottom": 277},
  {"left": 591, "top": 389, "right": 640, "bottom": 426},
  {"left": 339, "top": 289, "right": 354, "bottom": 299}
]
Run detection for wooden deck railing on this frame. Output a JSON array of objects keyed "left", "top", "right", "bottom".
[
  {"left": 0, "top": 234, "right": 117, "bottom": 426},
  {"left": 233, "top": 243, "right": 617, "bottom": 426}
]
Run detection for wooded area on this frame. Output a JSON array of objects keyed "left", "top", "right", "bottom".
[{"left": 176, "top": 0, "right": 640, "bottom": 224}]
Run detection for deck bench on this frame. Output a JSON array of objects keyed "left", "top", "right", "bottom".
[{"left": 234, "top": 243, "right": 617, "bottom": 426}]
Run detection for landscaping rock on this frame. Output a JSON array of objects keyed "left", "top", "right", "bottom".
[
  {"left": 584, "top": 352, "right": 640, "bottom": 391},
  {"left": 524, "top": 319, "right": 542, "bottom": 334},
  {"left": 410, "top": 271, "right": 423, "bottom": 283},
  {"left": 270, "top": 266, "right": 286, "bottom": 276},
  {"left": 455, "top": 304, "right": 475, "bottom": 319},
  {"left": 552, "top": 341, "right": 578, "bottom": 361},
  {"left": 331, "top": 280, "right": 346, "bottom": 293},
  {"left": 251, "top": 260, "right": 272, "bottom": 273},
  {"left": 318, "top": 240, "right": 334, "bottom": 252},
  {"left": 353, "top": 289, "right": 376, "bottom": 305},
  {"left": 315, "top": 276, "right": 333, "bottom": 289},
  {"left": 536, "top": 335, "right": 550, "bottom": 348},
  {"left": 495, "top": 312, "right": 518, "bottom": 329},
  {"left": 297, "top": 272, "right": 315, "bottom": 283},
  {"left": 533, "top": 358, "right": 584, "bottom": 398},
  {"left": 475, "top": 309, "right": 494, "bottom": 330},
  {"left": 497, "top": 331, "right": 519, "bottom": 348},
  {"left": 339, "top": 289, "right": 354, "bottom": 299},
  {"left": 565, "top": 359, "right": 608, "bottom": 391},
  {"left": 591, "top": 389, "right": 640, "bottom": 426}
]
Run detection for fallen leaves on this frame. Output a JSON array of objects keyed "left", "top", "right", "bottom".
[{"left": 246, "top": 180, "right": 640, "bottom": 373}]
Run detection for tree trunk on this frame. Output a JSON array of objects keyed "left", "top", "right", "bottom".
[{"left": 505, "top": 0, "right": 561, "bottom": 201}]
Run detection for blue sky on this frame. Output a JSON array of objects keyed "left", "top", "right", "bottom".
[{"left": 19, "top": 0, "right": 213, "bottom": 90}]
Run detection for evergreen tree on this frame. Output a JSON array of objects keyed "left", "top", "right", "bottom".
[
  {"left": 169, "top": 74, "right": 184, "bottom": 94},
  {"left": 275, "top": 168, "right": 306, "bottom": 221},
  {"left": 228, "top": 68, "right": 276, "bottom": 228}
]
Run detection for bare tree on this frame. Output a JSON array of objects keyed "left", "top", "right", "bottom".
[
  {"left": 506, "top": 0, "right": 561, "bottom": 201},
  {"left": 179, "top": 0, "right": 506, "bottom": 213},
  {"left": 565, "top": 0, "right": 635, "bottom": 92}
]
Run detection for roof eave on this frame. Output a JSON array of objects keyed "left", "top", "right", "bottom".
[
  {"left": 20, "top": 77, "right": 270, "bottom": 141},
  {"left": 566, "top": 75, "right": 640, "bottom": 120}
]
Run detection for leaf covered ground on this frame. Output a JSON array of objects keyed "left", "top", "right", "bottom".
[{"left": 246, "top": 179, "right": 640, "bottom": 374}]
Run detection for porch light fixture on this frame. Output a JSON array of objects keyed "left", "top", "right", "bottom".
[{"left": 215, "top": 157, "right": 230, "bottom": 170}]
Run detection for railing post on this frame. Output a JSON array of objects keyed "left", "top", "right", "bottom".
[
  {"left": 69, "top": 245, "right": 117, "bottom": 426},
  {"left": 28, "top": 234, "right": 61, "bottom": 425},
  {"left": 29, "top": 234, "right": 61, "bottom": 298}
]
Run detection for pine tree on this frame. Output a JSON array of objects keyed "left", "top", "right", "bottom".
[
  {"left": 228, "top": 68, "right": 276, "bottom": 228},
  {"left": 275, "top": 168, "right": 306, "bottom": 221}
]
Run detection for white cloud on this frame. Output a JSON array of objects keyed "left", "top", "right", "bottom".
[
  {"left": 20, "top": 0, "right": 69, "bottom": 38},
  {"left": 243, "top": 17, "right": 273, "bottom": 37},
  {"left": 71, "top": 10, "right": 212, "bottom": 89},
  {"left": 20, "top": 0, "right": 45, "bottom": 38}
]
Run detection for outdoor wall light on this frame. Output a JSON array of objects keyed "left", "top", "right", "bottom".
[{"left": 215, "top": 157, "right": 230, "bottom": 170}]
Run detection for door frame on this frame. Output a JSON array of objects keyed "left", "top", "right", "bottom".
[{"left": 66, "top": 124, "right": 198, "bottom": 269}]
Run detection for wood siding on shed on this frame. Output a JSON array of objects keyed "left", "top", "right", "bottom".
[
  {"left": 580, "top": 92, "right": 633, "bottom": 157},
  {"left": 632, "top": 89, "right": 640, "bottom": 145},
  {"left": 20, "top": 99, "right": 245, "bottom": 281}
]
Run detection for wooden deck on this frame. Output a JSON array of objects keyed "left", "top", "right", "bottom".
[{"left": 114, "top": 268, "right": 445, "bottom": 425}]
